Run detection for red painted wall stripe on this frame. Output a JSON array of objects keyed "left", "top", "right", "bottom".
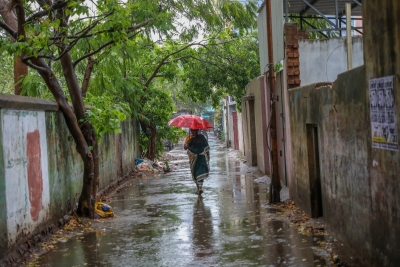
[{"left": 26, "top": 130, "right": 43, "bottom": 222}]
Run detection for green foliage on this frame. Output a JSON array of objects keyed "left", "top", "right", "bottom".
[
  {"left": 139, "top": 125, "right": 186, "bottom": 158},
  {"left": 21, "top": 72, "right": 54, "bottom": 98},
  {"left": 0, "top": 52, "right": 14, "bottom": 94},
  {"left": 214, "top": 107, "right": 223, "bottom": 128},
  {"left": 1, "top": 0, "right": 259, "bottom": 156},
  {"left": 274, "top": 61, "right": 283, "bottom": 73},
  {"left": 138, "top": 86, "right": 187, "bottom": 157},
  {"left": 83, "top": 93, "right": 131, "bottom": 141},
  {"left": 220, "top": 130, "right": 226, "bottom": 142},
  {"left": 178, "top": 31, "right": 260, "bottom": 112}
]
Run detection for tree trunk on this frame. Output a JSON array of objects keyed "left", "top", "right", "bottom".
[
  {"left": 31, "top": 58, "right": 97, "bottom": 218},
  {"left": 0, "top": 0, "right": 28, "bottom": 95},
  {"left": 59, "top": 52, "right": 99, "bottom": 218},
  {"left": 147, "top": 122, "right": 157, "bottom": 160},
  {"left": 78, "top": 122, "right": 99, "bottom": 217},
  {"left": 14, "top": 54, "right": 28, "bottom": 95},
  {"left": 5, "top": 0, "right": 98, "bottom": 218},
  {"left": 81, "top": 55, "right": 95, "bottom": 97}
]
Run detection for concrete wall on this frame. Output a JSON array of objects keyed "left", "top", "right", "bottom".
[
  {"left": 2, "top": 109, "right": 51, "bottom": 247},
  {"left": 362, "top": 1, "right": 400, "bottom": 266},
  {"left": 288, "top": 65, "right": 400, "bottom": 266},
  {"left": 299, "top": 36, "right": 364, "bottom": 86},
  {"left": 227, "top": 102, "right": 236, "bottom": 148},
  {"left": 0, "top": 94, "right": 139, "bottom": 259},
  {"left": 237, "top": 112, "right": 244, "bottom": 156},
  {"left": 242, "top": 76, "right": 270, "bottom": 175},
  {"left": 275, "top": 71, "right": 289, "bottom": 186}
]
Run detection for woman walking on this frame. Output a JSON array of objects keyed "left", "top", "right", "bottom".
[{"left": 184, "top": 129, "right": 210, "bottom": 195}]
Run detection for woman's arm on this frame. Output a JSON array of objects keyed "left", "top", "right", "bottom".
[{"left": 184, "top": 135, "right": 191, "bottom": 150}]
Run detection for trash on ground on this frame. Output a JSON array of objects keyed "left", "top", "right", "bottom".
[
  {"left": 94, "top": 202, "right": 114, "bottom": 218},
  {"left": 135, "top": 158, "right": 144, "bottom": 165},
  {"left": 135, "top": 157, "right": 177, "bottom": 173}
]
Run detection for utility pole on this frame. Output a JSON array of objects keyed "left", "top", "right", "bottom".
[{"left": 266, "top": 0, "right": 281, "bottom": 203}]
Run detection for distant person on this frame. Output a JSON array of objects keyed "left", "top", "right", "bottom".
[{"left": 184, "top": 128, "right": 210, "bottom": 195}]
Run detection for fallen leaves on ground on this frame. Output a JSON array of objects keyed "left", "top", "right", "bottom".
[
  {"left": 272, "top": 200, "right": 326, "bottom": 236},
  {"left": 269, "top": 200, "right": 347, "bottom": 267},
  {"left": 24, "top": 217, "right": 97, "bottom": 266}
]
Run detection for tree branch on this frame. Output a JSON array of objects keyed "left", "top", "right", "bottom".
[
  {"left": 73, "top": 30, "right": 142, "bottom": 67},
  {"left": 13, "top": 0, "right": 26, "bottom": 39},
  {"left": 31, "top": 57, "right": 90, "bottom": 156},
  {"left": 144, "top": 41, "right": 205, "bottom": 88},
  {"left": 26, "top": 0, "right": 69, "bottom": 23},
  {"left": 22, "top": 58, "right": 49, "bottom": 72},
  {"left": 0, "top": 20, "right": 17, "bottom": 38},
  {"left": 21, "top": 20, "right": 101, "bottom": 65},
  {"left": 49, "top": 17, "right": 154, "bottom": 41},
  {"left": 81, "top": 55, "right": 95, "bottom": 97},
  {"left": 72, "top": 39, "right": 114, "bottom": 67}
]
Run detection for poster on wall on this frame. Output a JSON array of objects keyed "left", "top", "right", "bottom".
[{"left": 369, "top": 75, "right": 398, "bottom": 151}]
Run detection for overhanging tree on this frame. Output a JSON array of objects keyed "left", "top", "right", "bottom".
[
  {"left": 79, "top": 4, "right": 258, "bottom": 160},
  {"left": 0, "top": 0, "right": 258, "bottom": 217},
  {"left": 0, "top": 0, "right": 28, "bottom": 94},
  {"left": 178, "top": 31, "right": 260, "bottom": 111}
]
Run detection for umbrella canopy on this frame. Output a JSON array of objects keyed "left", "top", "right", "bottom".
[{"left": 168, "top": 115, "right": 213, "bottom": 130}]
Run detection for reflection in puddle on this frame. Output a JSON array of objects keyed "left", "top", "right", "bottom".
[{"left": 35, "top": 136, "right": 331, "bottom": 267}]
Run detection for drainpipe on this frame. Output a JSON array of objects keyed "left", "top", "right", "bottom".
[
  {"left": 266, "top": 0, "right": 281, "bottom": 203},
  {"left": 346, "top": 3, "right": 352, "bottom": 70}
]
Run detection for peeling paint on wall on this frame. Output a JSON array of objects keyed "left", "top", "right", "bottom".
[
  {"left": 2, "top": 110, "right": 50, "bottom": 245},
  {"left": 26, "top": 130, "right": 43, "bottom": 222}
]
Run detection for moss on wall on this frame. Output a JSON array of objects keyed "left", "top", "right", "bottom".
[{"left": 45, "top": 111, "right": 140, "bottom": 221}]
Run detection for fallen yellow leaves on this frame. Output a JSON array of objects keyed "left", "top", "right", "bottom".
[
  {"left": 24, "top": 216, "right": 97, "bottom": 266},
  {"left": 272, "top": 200, "right": 327, "bottom": 236}
]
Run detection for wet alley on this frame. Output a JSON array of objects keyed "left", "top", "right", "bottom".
[{"left": 33, "top": 135, "right": 334, "bottom": 267}]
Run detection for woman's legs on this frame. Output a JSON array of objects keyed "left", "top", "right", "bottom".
[{"left": 196, "top": 179, "right": 204, "bottom": 195}]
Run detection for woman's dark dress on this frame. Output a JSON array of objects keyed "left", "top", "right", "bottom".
[{"left": 187, "top": 134, "right": 210, "bottom": 185}]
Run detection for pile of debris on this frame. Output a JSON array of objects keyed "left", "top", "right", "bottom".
[{"left": 135, "top": 157, "right": 178, "bottom": 172}]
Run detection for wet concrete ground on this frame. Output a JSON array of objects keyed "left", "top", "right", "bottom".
[{"left": 34, "top": 135, "right": 333, "bottom": 267}]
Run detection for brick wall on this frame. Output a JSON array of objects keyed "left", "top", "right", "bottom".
[{"left": 285, "top": 23, "right": 308, "bottom": 89}]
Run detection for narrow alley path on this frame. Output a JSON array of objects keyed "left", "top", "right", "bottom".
[{"left": 34, "top": 135, "right": 333, "bottom": 267}]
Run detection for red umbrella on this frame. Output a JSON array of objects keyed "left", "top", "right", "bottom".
[{"left": 168, "top": 115, "right": 213, "bottom": 130}]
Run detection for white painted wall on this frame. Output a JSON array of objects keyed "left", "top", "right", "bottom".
[
  {"left": 257, "top": 0, "right": 284, "bottom": 75},
  {"left": 228, "top": 103, "right": 236, "bottom": 148},
  {"left": 299, "top": 36, "right": 364, "bottom": 85},
  {"left": 2, "top": 109, "right": 50, "bottom": 245},
  {"left": 237, "top": 112, "right": 244, "bottom": 156}
]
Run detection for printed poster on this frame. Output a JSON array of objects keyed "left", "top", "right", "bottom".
[{"left": 369, "top": 76, "right": 398, "bottom": 151}]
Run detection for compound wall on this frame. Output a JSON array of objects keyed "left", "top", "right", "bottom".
[{"left": 0, "top": 94, "right": 139, "bottom": 260}]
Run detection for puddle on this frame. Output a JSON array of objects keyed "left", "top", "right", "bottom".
[{"left": 35, "top": 136, "right": 332, "bottom": 267}]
